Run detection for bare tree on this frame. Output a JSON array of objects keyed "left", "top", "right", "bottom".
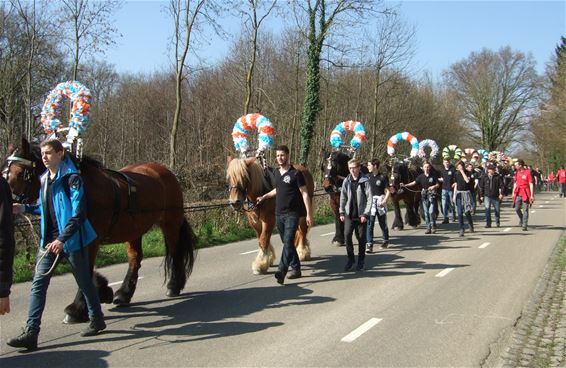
[
  {"left": 238, "top": 0, "right": 276, "bottom": 114},
  {"left": 365, "top": 9, "right": 415, "bottom": 154},
  {"left": 58, "top": 0, "right": 121, "bottom": 81},
  {"left": 444, "top": 47, "right": 540, "bottom": 151}
]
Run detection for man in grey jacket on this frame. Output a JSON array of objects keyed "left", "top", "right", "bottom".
[{"left": 339, "top": 158, "right": 372, "bottom": 271}]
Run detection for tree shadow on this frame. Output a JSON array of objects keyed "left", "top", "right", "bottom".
[{"left": 0, "top": 349, "right": 110, "bottom": 368}]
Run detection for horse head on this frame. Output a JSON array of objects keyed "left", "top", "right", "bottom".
[
  {"left": 226, "top": 156, "right": 263, "bottom": 211},
  {"left": 2, "top": 137, "right": 44, "bottom": 204},
  {"left": 321, "top": 150, "right": 350, "bottom": 193}
]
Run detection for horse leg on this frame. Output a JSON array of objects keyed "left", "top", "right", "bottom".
[
  {"left": 163, "top": 219, "right": 197, "bottom": 297},
  {"left": 64, "top": 241, "right": 113, "bottom": 323},
  {"left": 113, "top": 237, "right": 143, "bottom": 305},
  {"left": 392, "top": 200, "right": 404, "bottom": 230},
  {"left": 252, "top": 219, "right": 274, "bottom": 275},
  {"left": 294, "top": 217, "right": 311, "bottom": 261}
]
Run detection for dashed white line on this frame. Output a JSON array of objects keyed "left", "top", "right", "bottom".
[
  {"left": 109, "top": 276, "right": 144, "bottom": 287},
  {"left": 531, "top": 210, "right": 536, "bottom": 214},
  {"left": 341, "top": 318, "right": 383, "bottom": 343},
  {"left": 240, "top": 249, "right": 260, "bottom": 255},
  {"left": 545, "top": 201, "right": 549, "bottom": 204},
  {"left": 539, "top": 205, "right": 544, "bottom": 208},
  {"left": 503, "top": 227, "right": 512, "bottom": 232},
  {"left": 479, "top": 242, "right": 490, "bottom": 249},
  {"left": 435, "top": 268, "right": 455, "bottom": 278},
  {"left": 320, "top": 232, "right": 336, "bottom": 237}
]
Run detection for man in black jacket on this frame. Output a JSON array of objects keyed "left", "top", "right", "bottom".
[
  {"left": 0, "top": 175, "right": 15, "bottom": 315},
  {"left": 479, "top": 164, "right": 504, "bottom": 228}
]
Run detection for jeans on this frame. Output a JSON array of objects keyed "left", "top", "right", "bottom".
[
  {"left": 515, "top": 197, "right": 530, "bottom": 227},
  {"left": 560, "top": 183, "right": 566, "bottom": 197},
  {"left": 455, "top": 192, "right": 473, "bottom": 231},
  {"left": 484, "top": 196, "right": 501, "bottom": 226},
  {"left": 344, "top": 217, "right": 367, "bottom": 263},
  {"left": 441, "top": 189, "right": 455, "bottom": 221},
  {"left": 276, "top": 213, "right": 300, "bottom": 273},
  {"left": 366, "top": 213, "right": 389, "bottom": 245},
  {"left": 27, "top": 247, "right": 103, "bottom": 333},
  {"left": 421, "top": 193, "right": 437, "bottom": 229}
]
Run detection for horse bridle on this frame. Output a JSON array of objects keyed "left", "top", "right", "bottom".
[
  {"left": 2, "top": 151, "right": 37, "bottom": 204},
  {"left": 228, "top": 183, "right": 258, "bottom": 212}
]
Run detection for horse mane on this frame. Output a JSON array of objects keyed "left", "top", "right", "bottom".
[{"left": 226, "top": 158, "right": 265, "bottom": 196}]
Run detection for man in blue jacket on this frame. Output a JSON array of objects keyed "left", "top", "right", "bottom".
[{"left": 7, "top": 139, "right": 104, "bottom": 351}]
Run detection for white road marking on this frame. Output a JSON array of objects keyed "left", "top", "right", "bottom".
[
  {"left": 320, "top": 232, "right": 336, "bottom": 237},
  {"left": 479, "top": 242, "right": 490, "bottom": 249},
  {"left": 341, "top": 318, "right": 383, "bottom": 343},
  {"left": 503, "top": 227, "right": 512, "bottom": 232},
  {"left": 545, "top": 201, "right": 549, "bottom": 204},
  {"left": 240, "top": 249, "right": 260, "bottom": 255},
  {"left": 539, "top": 205, "right": 544, "bottom": 208},
  {"left": 435, "top": 268, "right": 455, "bottom": 278},
  {"left": 109, "top": 276, "right": 144, "bottom": 287},
  {"left": 531, "top": 210, "right": 536, "bottom": 214}
]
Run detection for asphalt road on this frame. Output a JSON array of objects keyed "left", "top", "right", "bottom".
[{"left": 1, "top": 192, "right": 565, "bottom": 367}]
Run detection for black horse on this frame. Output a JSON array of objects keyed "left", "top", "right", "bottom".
[
  {"left": 387, "top": 159, "right": 422, "bottom": 230},
  {"left": 321, "top": 150, "right": 351, "bottom": 246}
]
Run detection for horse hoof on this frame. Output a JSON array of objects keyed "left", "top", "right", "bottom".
[
  {"left": 113, "top": 297, "right": 131, "bottom": 306},
  {"left": 166, "top": 289, "right": 180, "bottom": 297},
  {"left": 62, "top": 314, "right": 88, "bottom": 324}
]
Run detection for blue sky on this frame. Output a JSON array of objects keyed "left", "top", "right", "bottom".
[{"left": 106, "top": 0, "right": 565, "bottom": 78}]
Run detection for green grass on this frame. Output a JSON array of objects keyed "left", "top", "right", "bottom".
[{"left": 12, "top": 198, "right": 336, "bottom": 283}]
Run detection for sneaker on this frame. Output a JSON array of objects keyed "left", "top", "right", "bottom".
[
  {"left": 380, "top": 241, "right": 389, "bottom": 249},
  {"left": 366, "top": 243, "right": 373, "bottom": 254},
  {"left": 7, "top": 329, "right": 38, "bottom": 350},
  {"left": 81, "top": 317, "right": 106, "bottom": 337},
  {"left": 344, "top": 260, "right": 354, "bottom": 272},
  {"left": 274, "top": 271, "right": 285, "bottom": 285},
  {"left": 442, "top": 219, "right": 449, "bottom": 224},
  {"left": 286, "top": 269, "right": 302, "bottom": 279},
  {"left": 522, "top": 226, "right": 528, "bottom": 231},
  {"left": 496, "top": 223, "right": 500, "bottom": 228},
  {"left": 431, "top": 227, "right": 437, "bottom": 234},
  {"left": 485, "top": 224, "right": 492, "bottom": 228},
  {"left": 356, "top": 262, "right": 364, "bottom": 271},
  {"left": 469, "top": 225, "right": 475, "bottom": 233},
  {"left": 459, "top": 230, "right": 464, "bottom": 237},
  {"left": 424, "top": 228, "right": 431, "bottom": 234}
]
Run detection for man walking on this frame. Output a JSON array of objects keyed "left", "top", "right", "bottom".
[
  {"left": 479, "top": 164, "right": 504, "bottom": 228},
  {"left": 439, "top": 159, "right": 456, "bottom": 223},
  {"left": 365, "top": 159, "right": 390, "bottom": 253},
  {"left": 339, "top": 159, "right": 372, "bottom": 271},
  {"left": 257, "top": 145, "right": 313, "bottom": 285},
  {"left": 512, "top": 159, "right": 534, "bottom": 231}
]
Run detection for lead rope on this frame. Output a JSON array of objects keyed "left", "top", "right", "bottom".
[{"left": 24, "top": 214, "right": 59, "bottom": 277}]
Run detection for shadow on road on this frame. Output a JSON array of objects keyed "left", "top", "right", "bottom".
[{"left": 0, "top": 349, "right": 110, "bottom": 368}]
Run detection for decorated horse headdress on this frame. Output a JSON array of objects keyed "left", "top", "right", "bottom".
[
  {"left": 329, "top": 120, "right": 366, "bottom": 156},
  {"left": 40, "top": 81, "right": 92, "bottom": 158}
]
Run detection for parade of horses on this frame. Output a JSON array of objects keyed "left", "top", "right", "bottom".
[{"left": 1, "top": 2, "right": 565, "bottom": 365}]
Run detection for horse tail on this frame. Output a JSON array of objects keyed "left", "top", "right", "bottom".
[{"left": 165, "top": 218, "right": 198, "bottom": 293}]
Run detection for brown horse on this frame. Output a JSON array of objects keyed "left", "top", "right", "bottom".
[
  {"left": 320, "top": 150, "right": 351, "bottom": 246},
  {"left": 226, "top": 157, "right": 313, "bottom": 274},
  {"left": 386, "top": 158, "right": 422, "bottom": 230},
  {"left": 3, "top": 138, "right": 197, "bottom": 322}
]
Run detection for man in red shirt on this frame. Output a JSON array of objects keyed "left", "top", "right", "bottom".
[
  {"left": 557, "top": 165, "right": 566, "bottom": 198},
  {"left": 512, "top": 159, "right": 534, "bottom": 231}
]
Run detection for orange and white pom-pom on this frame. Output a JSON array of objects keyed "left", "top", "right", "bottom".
[{"left": 387, "top": 132, "right": 419, "bottom": 157}]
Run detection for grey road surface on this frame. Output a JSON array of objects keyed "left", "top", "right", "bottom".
[{"left": 1, "top": 192, "right": 564, "bottom": 367}]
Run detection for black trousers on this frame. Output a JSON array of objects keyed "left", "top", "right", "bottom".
[{"left": 344, "top": 217, "right": 367, "bottom": 263}]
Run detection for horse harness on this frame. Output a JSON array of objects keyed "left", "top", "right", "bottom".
[
  {"left": 102, "top": 169, "right": 138, "bottom": 241},
  {"left": 2, "top": 151, "right": 37, "bottom": 203}
]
